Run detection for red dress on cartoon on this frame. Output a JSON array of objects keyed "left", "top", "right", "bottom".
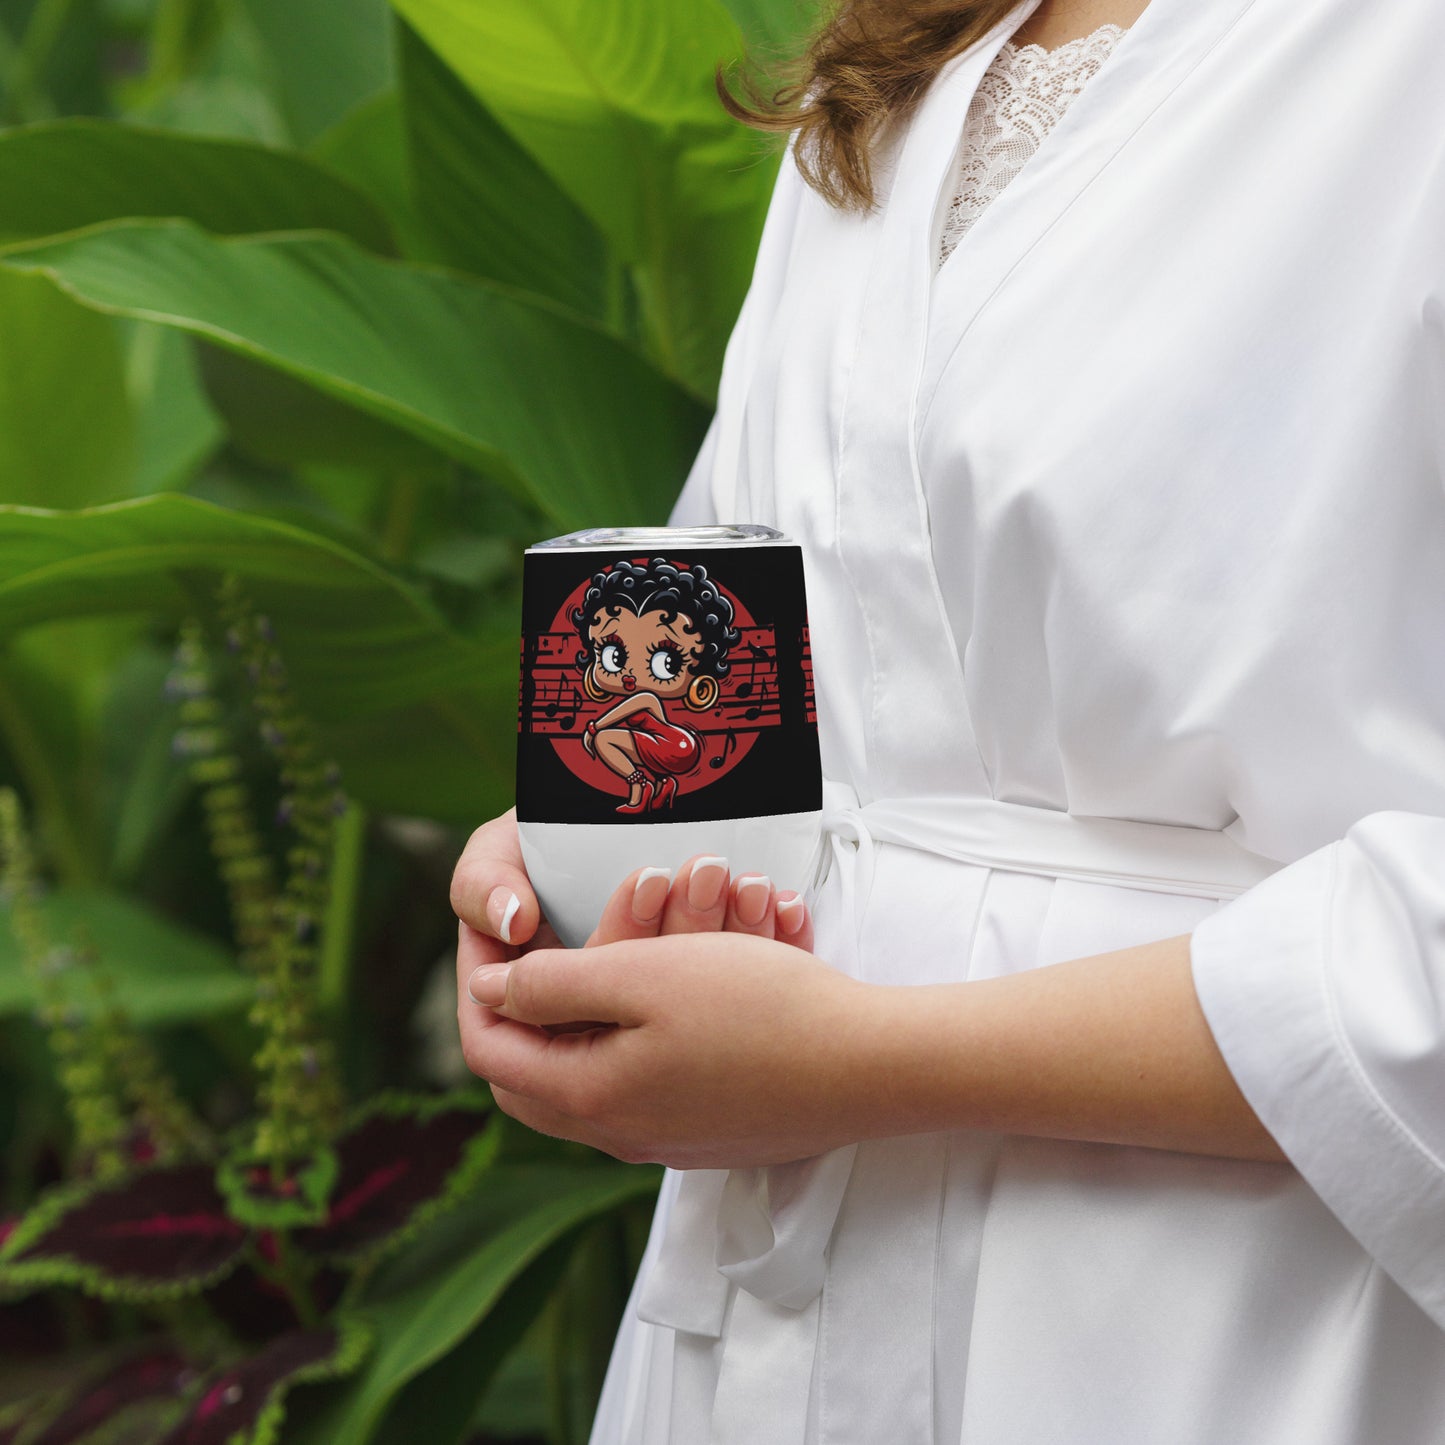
[{"left": 621, "top": 710, "right": 703, "bottom": 776}]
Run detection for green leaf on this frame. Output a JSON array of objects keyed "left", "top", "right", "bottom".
[
  {"left": 370, "top": 1240, "right": 570, "bottom": 1445},
  {"left": 0, "top": 1162, "right": 249, "bottom": 1303},
  {"left": 0, "top": 219, "right": 708, "bottom": 528},
  {"left": 0, "top": 494, "right": 518, "bottom": 826},
  {"left": 118, "top": 0, "right": 292, "bottom": 146},
  {"left": 191, "top": 341, "right": 454, "bottom": 479},
  {"left": 0, "top": 885, "right": 253, "bottom": 1023},
  {"left": 397, "top": 19, "right": 611, "bottom": 321},
  {"left": 289, "top": 1162, "right": 660, "bottom": 1445},
  {"left": 290, "top": 1091, "right": 499, "bottom": 1269},
  {"left": 0, "top": 269, "right": 135, "bottom": 508},
  {"left": 719, "top": 0, "right": 823, "bottom": 56},
  {"left": 0, "top": 118, "right": 396, "bottom": 253},
  {"left": 215, "top": 1138, "right": 339, "bottom": 1230},
  {"left": 242, "top": 0, "right": 393, "bottom": 146},
  {"left": 125, "top": 321, "right": 226, "bottom": 496},
  {"left": 309, "top": 89, "right": 440, "bottom": 265},
  {"left": 159, "top": 1320, "right": 373, "bottom": 1445},
  {"left": 390, "top": 0, "right": 777, "bottom": 398}
]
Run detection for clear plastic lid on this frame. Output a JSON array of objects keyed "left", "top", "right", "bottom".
[{"left": 528, "top": 524, "right": 787, "bottom": 552}]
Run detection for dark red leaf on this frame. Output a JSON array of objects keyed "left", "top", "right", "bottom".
[
  {"left": 31, "top": 1349, "right": 198, "bottom": 1445},
  {"left": 157, "top": 1326, "right": 364, "bottom": 1445},
  {"left": 293, "top": 1100, "right": 493, "bottom": 1262},
  {"left": 4, "top": 1164, "right": 247, "bottom": 1297}
]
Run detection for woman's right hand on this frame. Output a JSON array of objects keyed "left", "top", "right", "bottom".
[{"left": 452, "top": 810, "right": 814, "bottom": 1020}]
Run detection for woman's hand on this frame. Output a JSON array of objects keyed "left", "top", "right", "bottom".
[
  {"left": 461, "top": 931, "right": 872, "bottom": 1169},
  {"left": 453, "top": 814, "right": 815, "bottom": 1078},
  {"left": 582, "top": 852, "right": 814, "bottom": 953}
]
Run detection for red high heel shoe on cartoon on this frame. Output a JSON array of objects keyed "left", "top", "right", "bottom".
[
  {"left": 615, "top": 769, "right": 655, "bottom": 815},
  {"left": 649, "top": 775, "right": 678, "bottom": 811}
]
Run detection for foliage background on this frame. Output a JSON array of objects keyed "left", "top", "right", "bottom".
[{"left": 0, "top": 0, "right": 817, "bottom": 1440}]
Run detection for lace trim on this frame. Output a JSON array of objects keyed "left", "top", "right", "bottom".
[{"left": 939, "top": 23, "right": 1127, "bottom": 267}]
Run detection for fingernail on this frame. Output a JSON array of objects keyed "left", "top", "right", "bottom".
[
  {"left": 687, "top": 856, "right": 729, "bottom": 911},
  {"left": 467, "top": 963, "right": 511, "bottom": 1006},
  {"left": 776, "top": 894, "right": 806, "bottom": 936},
  {"left": 735, "top": 874, "right": 771, "bottom": 927},
  {"left": 488, "top": 887, "right": 520, "bottom": 945},
  {"left": 632, "top": 866, "right": 673, "bottom": 922}
]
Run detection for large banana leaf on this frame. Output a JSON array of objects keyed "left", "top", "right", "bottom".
[
  {"left": 0, "top": 219, "right": 708, "bottom": 528},
  {"left": 0, "top": 119, "right": 395, "bottom": 252},
  {"left": 390, "top": 0, "right": 778, "bottom": 399},
  {"left": 396, "top": 20, "right": 610, "bottom": 322},
  {"left": 309, "top": 89, "right": 439, "bottom": 265},
  {"left": 0, "top": 495, "right": 519, "bottom": 826},
  {"left": 0, "top": 269, "right": 134, "bottom": 508}
]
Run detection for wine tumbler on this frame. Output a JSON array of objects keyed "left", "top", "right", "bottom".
[{"left": 514, "top": 525, "right": 823, "bottom": 947}]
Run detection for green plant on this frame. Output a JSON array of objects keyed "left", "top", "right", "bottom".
[{"left": 0, "top": 1, "right": 810, "bottom": 1438}]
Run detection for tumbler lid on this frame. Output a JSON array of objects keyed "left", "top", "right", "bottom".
[{"left": 528, "top": 524, "right": 787, "bottom": 552}]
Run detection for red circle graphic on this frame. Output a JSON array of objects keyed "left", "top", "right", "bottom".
[{"left": 532, "top": 558, "right": 771, "bottom": 799}]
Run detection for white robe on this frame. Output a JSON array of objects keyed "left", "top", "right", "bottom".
[{"left": 590, "top": 0, "right": 1445, "bottom": 1439}]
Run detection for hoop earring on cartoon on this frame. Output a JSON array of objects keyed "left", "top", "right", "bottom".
[
  {"left": 583, "top": 666, "right": 609, "bottom": 703},
  {"left": 685, "top": 675, "right": 719, "bottom": 712}
]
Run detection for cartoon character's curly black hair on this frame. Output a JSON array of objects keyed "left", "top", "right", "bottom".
[{"left": 572, "top": 558, "right": 740, "bottom": 679}]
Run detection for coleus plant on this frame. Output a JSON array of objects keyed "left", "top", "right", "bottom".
[{"left": 0, "top": 575, "right": 498, "bottom": 1445}]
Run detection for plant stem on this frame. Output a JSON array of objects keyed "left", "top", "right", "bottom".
[
  {"left": 259, "top": 1231, "right": 322, "bottom": 1330},
  {"left": 380, "top": 471, "right": 422, "bottom": 562},
  {"left": 318, "top": 798, "right": 365, "bottom": 1027}
]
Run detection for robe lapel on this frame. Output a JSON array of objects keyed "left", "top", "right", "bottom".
[
  {"left": 920, "top": 0, "right": 1263, "bottom": 416},
  {"left": 838, "top": 0, "right": 1263, "bottom": 805},
  {"left": 834, "top": 2, "right": 1037, "bottom": 803}
]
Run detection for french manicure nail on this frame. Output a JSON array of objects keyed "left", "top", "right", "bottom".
[
  {"left": 687, "top": 856, "right": 729, "bottom": 911},
  {"left": 488, "top": 886, "right": 520, "bottom": 945},
  {"left": 467, "top": 962, "right": 511, "bottom": 1006},
  {"left": 632, "top": 866, "right": 673, "bottom": 922},
  {"left": 736, "top": 874, "right": 771, "bottom": 927},
  {"left": 776, "top": 894, "right": 806, "bottom": 936}
]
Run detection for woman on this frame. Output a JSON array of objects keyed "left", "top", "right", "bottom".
[{"left": 452, "top": 0, "right": 1445, "bottom": 1439}]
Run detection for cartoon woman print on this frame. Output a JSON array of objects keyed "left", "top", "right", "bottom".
[{"left": 572, "top": 558, "right": 740, "bottom": 814}]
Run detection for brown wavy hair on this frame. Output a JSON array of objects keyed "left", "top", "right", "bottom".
[{"left": 720, "top": 0, "right": 1021, "bottom": 212}]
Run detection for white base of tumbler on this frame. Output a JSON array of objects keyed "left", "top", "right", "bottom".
[{"left": 517, "top": 809, "right": 824, "bottom": 948}]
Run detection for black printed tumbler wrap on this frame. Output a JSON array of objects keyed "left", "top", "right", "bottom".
[{"left": 516, "top": 543, "right": 821, "bottom": 826}]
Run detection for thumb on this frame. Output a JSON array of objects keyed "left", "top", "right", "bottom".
[{"left": 485, "top": 946, "right": 647, "bottom": 1029}]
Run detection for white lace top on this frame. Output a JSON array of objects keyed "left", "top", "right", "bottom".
[{"left": 939, "top": 24, "right": 1128, "bottom": 267}]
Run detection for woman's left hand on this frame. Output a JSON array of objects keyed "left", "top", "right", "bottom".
[{"left": 461, "top": 931, "right": 879, "bottom": 1169}]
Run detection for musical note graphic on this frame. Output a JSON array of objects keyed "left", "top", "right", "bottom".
[
  {"left": 708, "top": 728, "right": 738, "bottom": 769},
  {"left": 744, "top": 682, "right": 770, "bottom": 722}
]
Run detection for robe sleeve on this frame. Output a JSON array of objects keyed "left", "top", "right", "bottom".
[
  {"left": 1190, "top": 810, "right": 1445, "bottom": 1328},
  {"left": 662, "top": 138, "right": 809, "bottom": 532},
  {"left": 666, "top": 411, "right": 722, "bottom": 528}
]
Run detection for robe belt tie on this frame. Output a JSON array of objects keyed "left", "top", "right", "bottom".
[{"left": 636, "top": 781, "right": 1285, "bottom": 1338}]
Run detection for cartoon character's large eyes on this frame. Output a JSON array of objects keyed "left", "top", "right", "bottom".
[
  {"left": 648, "top": 642, "right": 684, "bottom": 682},
  {"left": 598, "top": 638, "right": 626, "bottom": 674}
]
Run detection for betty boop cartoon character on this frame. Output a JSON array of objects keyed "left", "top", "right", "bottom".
[{"left": 572, "top": 558, "right": 740, "bottom": 814}]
